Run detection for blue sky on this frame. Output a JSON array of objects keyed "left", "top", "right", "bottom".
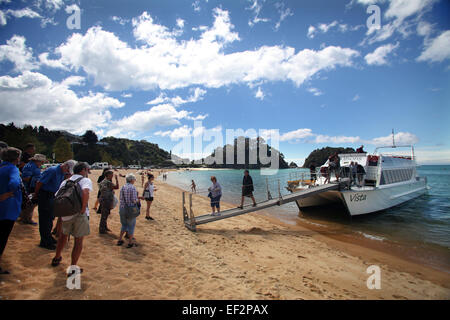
[{"left": 0, "top": 0, "right": 449, "bottom": 165}]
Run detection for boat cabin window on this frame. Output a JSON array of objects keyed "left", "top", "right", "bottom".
[{"left": 380, "top": 168, "right": 414, "bottom": 185}]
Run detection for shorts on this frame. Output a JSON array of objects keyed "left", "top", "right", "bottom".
[
  {"left": 119, "top": 211, "right": 136, "bottom": 234},
  {"left": 62, "top": 214, "right": 90, "bottom": 238},
  {"left": 145, "top": 197, "right": 154, "bottom": 202},
  {"left": 242, "top": 191, "right": 253, "bottom": 197},
  {"left": 210, "top": 195, "right": 221, "bottom": 208}
]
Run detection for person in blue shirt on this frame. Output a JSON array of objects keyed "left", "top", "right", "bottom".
[
  {"left": 33, "top": 160, "right": 76, "bottom": 250},
  {"left": 0, "top": 147, "right": 22, "bottom": 275},
  {"left": 19, "top": 154, "right": 47, "bottom": 225}
]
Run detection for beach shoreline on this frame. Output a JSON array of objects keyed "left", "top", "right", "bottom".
[
  {"left": 165, "top": 171, "right": 450, "bottom": 289},
  {"left": 0, "top": 169, "right": 448, "bottom": 300}
]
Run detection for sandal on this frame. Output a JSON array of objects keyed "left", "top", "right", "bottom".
[
  {"left": 117, "top": 240, "right": 124, "bottom": 246},
  {"left": 51, "top": 256, "right": 62, "bottom": 267}
]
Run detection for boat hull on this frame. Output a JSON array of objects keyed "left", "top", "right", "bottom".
[{"left": 295, "top": 178, "right": 427, "bottom": 216}]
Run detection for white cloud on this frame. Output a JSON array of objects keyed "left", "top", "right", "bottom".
[
  {"left": 276, "top": 127, "right": 418, "bottom": 146},
  {"left": 247, "top": 0, "right": 270, "bottom": 27},
  {"left": 121, "top": 93, "right": 132, "bottom": 98},
  {"left": 255, "top": 86, "right": 264, "bottom": 100},
  {"left": 280, "top": 129, "right": 314, "bottom": 142},
  {"left": 307, "top": 25, "right": 316, "bottom": 39},
  {"left": 108, "top": 103, "right": 207, "bottom": 137},
  {"left": 364, "top": 42, "right": 399, "bottom": 65},
  {"left": 48, "top": 9, "right": 359, "bottom": 91},
  {"left": 307, "top": 87, "right": 323, "bottom": 96},
  {"left": 61, "top": 75, "right": 85, "bottom": 87},
  {"left": 38, "top": 0, "right": 64, "bottom": 12},
  {"left": 6, "top": 8, "right": 41, "bottom": 19},
  {"left": 192, "top": 0, "right": 201, "bottom": 12},
  {"left": 111, "top": 16, "right": 129, "bottom": 26},
  {"left": 39, "top": 52, "right": 68, "bottom": 70},
  {"left": 0, "top": 11, "right": 7, "bottom": 26},
  {"left": 274, "top": 2, "right": 293, "bottom": 30},
  {"left": 362, "top": 0, "right": 436, "bottom": 45},
  {"left": 0, "top": 35, "right": 38, "bottom": 72},
  {"left": 307, "top": 20, "right": 361, "bottom": 39},
  {"left": 0, "top": 71, "right": 124, "bottom": 134},
  {"left": 369, "top": 131, "right": 419, "bottom": 146},
  {"left": 155, "top": 124, "right": 222, "bottom": 141},
  {"left": 417, "top": 30, "right": 450, "bottom": 63},
  {"left": 147, "top": 87, "right": 207, "bottom": 106}
]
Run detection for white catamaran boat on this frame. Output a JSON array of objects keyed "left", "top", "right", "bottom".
[{"left": 287, "top": 143, "right": 428, "bottom": 216}]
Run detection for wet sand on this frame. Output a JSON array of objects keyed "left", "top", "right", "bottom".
[{"left": 0, "top": 169, "right": 448, "bottom": 300}]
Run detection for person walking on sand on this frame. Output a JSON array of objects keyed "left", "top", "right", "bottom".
[
  {"left": 0, "top": 147, "right": 23, "bottom": 275},
  {"left": 143, "top": 174, "right": 157, "bottom": 220},
  {"left": 33, "top": 160, "right": 76, "bottom": 250},
  {"left": 208, "top": 176, "right": 222, "bottom": 216},
  {"left": 19, "top": 154, "right": 46, "bottom": 225},
  {"left": 191, "top": 180, "right": 196, "bottom": 193},
  {"left": 98, "top": 170, "right": 119, "bottom": 234},
  {"left": 51, "top": 162, "right": 92, "bottom": 274},
  {"left": 117, "top": 174, "right": 142, "bottom": 248},
  {"left": 238, "top": 170, "right": 256, "bottom": 209}
]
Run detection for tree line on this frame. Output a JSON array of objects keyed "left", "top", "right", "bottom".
[{"left": 0, "top": 123, "right": 173, "bottom": 167}]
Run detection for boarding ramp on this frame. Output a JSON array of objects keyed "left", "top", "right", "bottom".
[{"left": 182, "top": 178, "right": 349, "bottom": 231}]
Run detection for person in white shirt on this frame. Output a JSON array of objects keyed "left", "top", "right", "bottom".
[
  {"left": 51, "top": 162, "right": 92, "bottom": 274},
  {"left": 143, "top": 174, "right": 157, "bottom": 220}
]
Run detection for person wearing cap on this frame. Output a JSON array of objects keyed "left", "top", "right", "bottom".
[
  {"left": 19, "top": 154, "right": 47, "bottom": 225},
  {"left": 98, "top": 170, "right": 119, "bottom": 234},
  {"left": 51, "top": 162, "right": 92, "bottom": 273},
  {"left": 34, "top": 160, "right": 76, "bottom": 250}
]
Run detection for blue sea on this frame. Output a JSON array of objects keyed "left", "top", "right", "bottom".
[{"left": 162, "top": 165, "right": 450, "bottom": 271}]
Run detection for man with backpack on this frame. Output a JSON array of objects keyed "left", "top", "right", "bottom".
[
  {"left": 51, "top": 162, "right": 92, "bottom": 274},
  {"left": 33, "top": 160, "right": 76, "bottom": 250}
]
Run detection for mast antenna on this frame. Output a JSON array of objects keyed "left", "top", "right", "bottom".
[{"left": 392, "top": 129, "right": 396, "bottom": 148}]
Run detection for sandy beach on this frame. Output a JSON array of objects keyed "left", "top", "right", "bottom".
[{"left": 0, "top": 169, "right": 448, "bottom": 300}]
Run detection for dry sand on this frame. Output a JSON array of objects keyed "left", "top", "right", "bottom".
[{"left": 0, "top": 169, "right": 449, "bottom": 300}]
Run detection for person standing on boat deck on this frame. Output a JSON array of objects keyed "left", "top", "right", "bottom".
[
  {"left": 327, "top": 153, "right": 337, "bottom": 183},
  {"left": 238, "top": 170, "right": 257, "bottom": 209},
  {"left": 356, "top": 162, "right": 366, "bottom": 187},
  {"left": 51, "top": 162, "right": 92, "bottom": 272},
  {"left": 309, "top": 163, "right": 317, "bottom": 184},
  {"left": 191, "top": 180, "right": 196, "bottom": 193},
  {"left": 143, "top": 174, "right": 157, "bottom": 220},
  {"left": 33, "top": 160, "right": 76, "bottom": 250},
  {"left": 0, "top": 147, "right": 22, "bottom": 275},
  {"left": 356, "top": 145, "right": 365, "bottom": 153},
  {"left": 208, "top": 176, "right": 222, "bottom": 216},
  {"left": 333, "top": 154, "right": 340, "bottom": 181},
  {"left": 349, "top": 162, "right": 357, "bottom": 185},
  {"left": 98, "top": 170, "right": 119, "bottom": 234}
]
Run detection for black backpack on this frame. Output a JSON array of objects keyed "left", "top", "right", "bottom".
[{"left": 54, "top": 177, "right": 83, "bottom": 217}]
